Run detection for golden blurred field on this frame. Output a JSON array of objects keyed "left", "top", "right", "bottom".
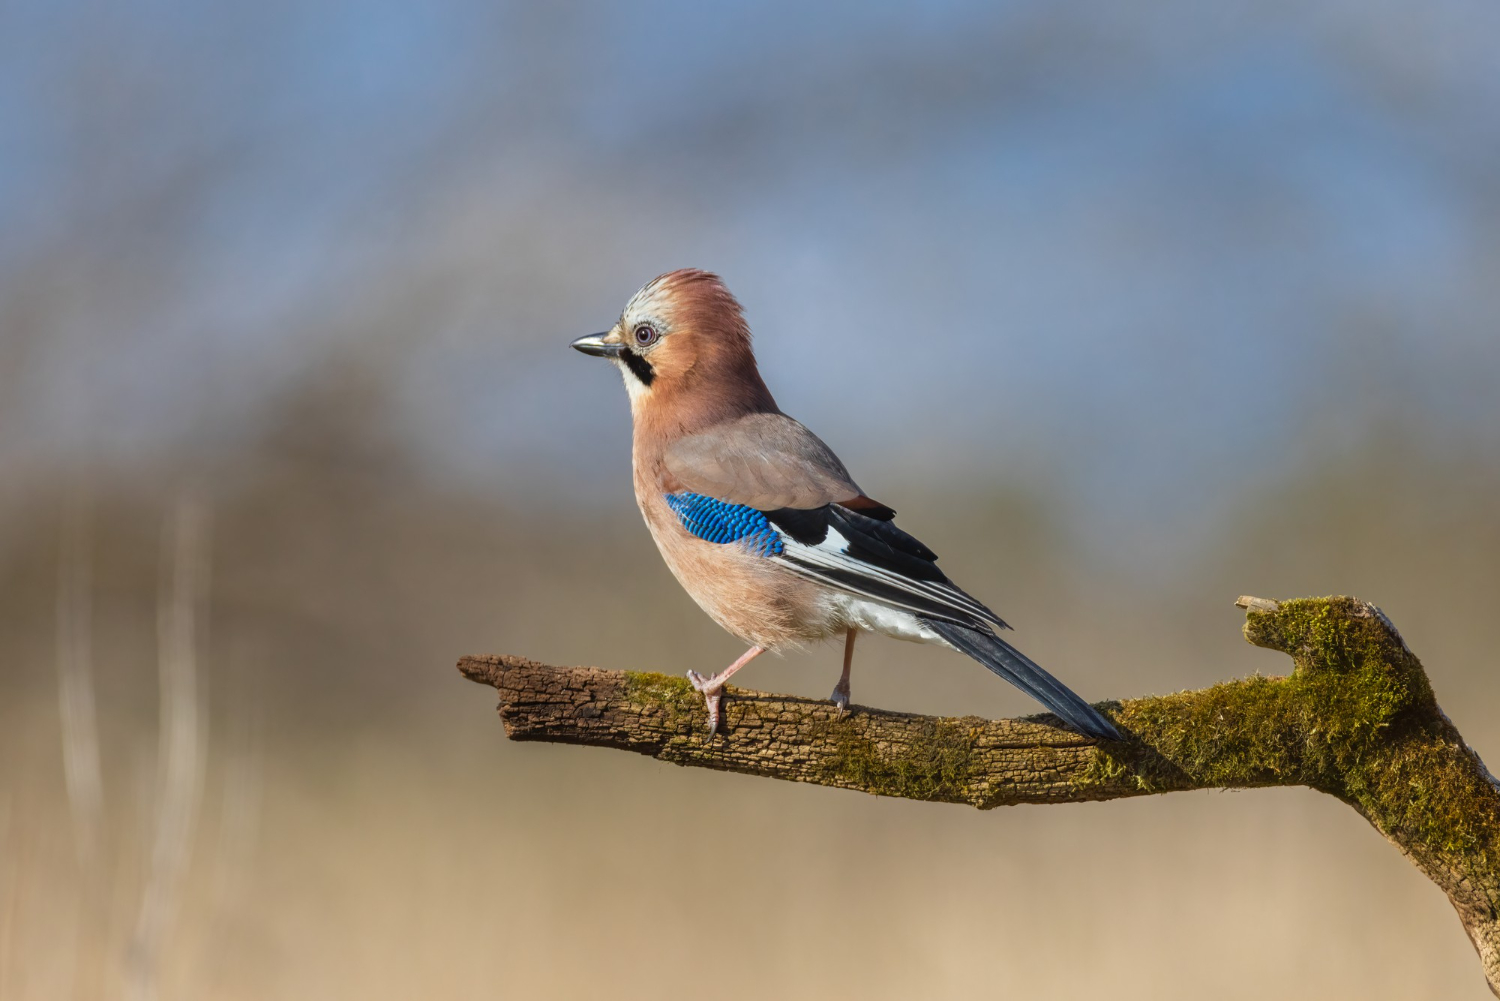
[{"left": 3, "top": 424, "right": 1497, "bottom": 999}]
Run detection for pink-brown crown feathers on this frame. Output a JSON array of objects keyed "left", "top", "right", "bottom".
[
  {"left": 632, "top": 269, "right": 751, "bottom": 348},
  {"left": 608, "top": 269, "right": 778, "bottom": 426}
]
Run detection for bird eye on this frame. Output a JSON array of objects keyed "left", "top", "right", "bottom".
[{"left": 633, "top": 324, "right": 658, "bottom": 347}]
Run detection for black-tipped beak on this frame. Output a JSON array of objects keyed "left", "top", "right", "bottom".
[{"left": 571, "top": 332, "right": 622, "bottom": 358}]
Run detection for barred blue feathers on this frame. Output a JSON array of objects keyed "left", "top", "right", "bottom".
[{"left": 665, "top": 492, "right": 784, "bottom": 557}]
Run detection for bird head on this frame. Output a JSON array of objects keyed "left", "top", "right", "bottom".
[{"left": 571, "top": 269, "right": 776, "bottom": 423}]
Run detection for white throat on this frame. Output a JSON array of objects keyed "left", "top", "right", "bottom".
[{"left": 616, "top": 359, "right": 651, "bottom": 413}]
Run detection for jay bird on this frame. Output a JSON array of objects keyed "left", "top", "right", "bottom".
[{"left": 571, "top": 269, "right": 1120, "bottom": 741}]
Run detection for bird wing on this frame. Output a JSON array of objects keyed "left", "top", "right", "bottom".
[
  {"left": 662, "top": 414, "right": 1008, "bottom": 631},
  {"left": 663, "top": 412, "right": 873, "bottom": 511},
  {"left": 765, "top": 504, "right": 1010, "bottom": 631}
]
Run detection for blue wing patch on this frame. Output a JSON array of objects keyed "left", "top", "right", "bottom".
[{"left": 664, "top": 493, "right": 784, "bottom": 557}]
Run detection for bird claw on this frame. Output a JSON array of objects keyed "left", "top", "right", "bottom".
[
  {"left": 829, "top": 682, "right": 850, "bottom": 717},
  {"left": 686, "top": 670, "right": 723, "bottom": 736}
]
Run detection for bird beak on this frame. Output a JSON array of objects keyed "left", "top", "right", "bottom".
[{"left": 570, "top": 332, "right": 623, "bottom": 359}]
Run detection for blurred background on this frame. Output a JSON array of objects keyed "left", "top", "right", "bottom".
[{"left": 3, "top": 1, "right": 1498, "bottom": 997}]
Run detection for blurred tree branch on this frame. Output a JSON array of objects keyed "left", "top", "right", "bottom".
[{"left": 461, "top": 596, "right": 1500, "bottom": 995}]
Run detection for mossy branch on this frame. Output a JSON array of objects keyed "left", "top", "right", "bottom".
[{"left": 459, "top": 595, "right": 1500, "bottom": 995}]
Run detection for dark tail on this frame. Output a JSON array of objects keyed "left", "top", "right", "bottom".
[{"left": 922, "top": 618, "right": 1121, "bottom": 740}]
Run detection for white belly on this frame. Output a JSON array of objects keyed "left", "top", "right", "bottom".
[{"left": 826, "top": 592, "right": 952, "bottom": 646}]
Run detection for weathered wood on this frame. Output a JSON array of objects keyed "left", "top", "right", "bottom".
[{"left": 460, "top": 595, "right": 1500, "bottom": 995}]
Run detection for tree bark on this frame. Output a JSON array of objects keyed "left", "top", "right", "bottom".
[{"left": 459, "top": 595, "right": 1500, "bottom": 995}]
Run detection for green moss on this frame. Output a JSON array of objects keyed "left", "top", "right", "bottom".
[
  {"left": 623, "top": 671, "right": 699, "bottom": 725},
  {"left": 626, "top": 600, "right": 1500, "bottom": 874},
  {"left": 1073, "top": 730, "right": 1189, "bottom": 795},
  {"left": 814, "top": 716, "right": 978, "bottom": 802},
  {"left": 1079, "top": 597, "right": 1499, "bottom": 868}
]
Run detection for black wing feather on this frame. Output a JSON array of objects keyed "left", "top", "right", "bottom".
[
  {"left": 765, "top": 503, "right": 1008, "bottom": 630},
  {"left": 922, "top": 619, "right": 1121, "bottom": 741}
]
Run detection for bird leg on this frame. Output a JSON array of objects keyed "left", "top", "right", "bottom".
[
  {"left": 829, "top": 628, "right": 856, "bottom": 714},
  {"left": 687, "top": 645, "right": 765, "bottom": 736}
]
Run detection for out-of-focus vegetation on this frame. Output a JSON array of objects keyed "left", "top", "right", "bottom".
[{"left": 2, "top": 1, "right": 1497, "bottom": 998}]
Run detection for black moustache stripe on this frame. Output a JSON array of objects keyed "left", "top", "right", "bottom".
[{"left": 621, "top": 350, "right": 655, "bottom": 386}]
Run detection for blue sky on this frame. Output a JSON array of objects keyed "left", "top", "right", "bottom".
[{"left": 3, "top": 0, "right": 1497, "bottom": 551}]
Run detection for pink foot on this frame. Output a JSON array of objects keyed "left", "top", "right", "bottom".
[
  {"left": 685, "top": 645, "right": 765, "bottom": 737},
  {"left": 830, "top": 629, "right": 855, "bottom": 716},
  {"left": 687, "top": 670, "right": 725, "bottom": 735},
  {"left": 829, "top": 679, "right": 850, "bottom": 715}
]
